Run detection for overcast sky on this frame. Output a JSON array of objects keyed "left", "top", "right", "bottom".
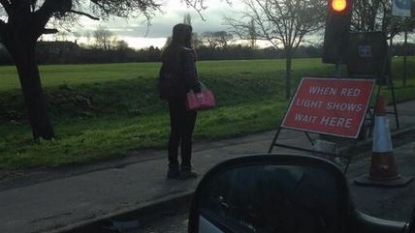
[{"left": 58, "top": 1, "right": 244, "bottom": 49}]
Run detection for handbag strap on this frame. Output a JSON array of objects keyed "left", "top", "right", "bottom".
[{"left": 199, "top": 81, "right": 208, "bottom": 91}]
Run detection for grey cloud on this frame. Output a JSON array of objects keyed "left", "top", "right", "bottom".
[{"left": 89, "top": 3, "right": 232, "bottom": 39}]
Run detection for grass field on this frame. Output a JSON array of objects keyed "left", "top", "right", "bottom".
[{"left": 0, "top": 58, "right": 414, "bottom": 169}]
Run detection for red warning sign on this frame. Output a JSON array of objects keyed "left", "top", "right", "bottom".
[{"left": 282, "top": 77, "right": 375, "bottom": 138}]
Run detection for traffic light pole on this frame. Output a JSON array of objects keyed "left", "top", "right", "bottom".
[
  {"left": 386, "top": 22, "right": 400, "bottom": 129},
  {"left": 367, "top": 27, "right": 400, "bottom": 137},
  {"left": 335, "top": 63, "right": 342, "bottom": 78}
]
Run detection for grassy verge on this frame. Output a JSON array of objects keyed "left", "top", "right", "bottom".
[{"left": 0, "top": 58, "right": 414, "bottom": 169}]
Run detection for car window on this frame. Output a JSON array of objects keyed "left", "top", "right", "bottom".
[{"left": 199, "top": 165, "right": 342, "bottom": 233}]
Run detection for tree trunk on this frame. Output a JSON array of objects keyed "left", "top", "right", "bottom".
[
  {"left": 284, "top": 50, "right": 293, "bottom": 100},
  {"left": 6, "top": 37, "right": 55, "bottom": 141}
]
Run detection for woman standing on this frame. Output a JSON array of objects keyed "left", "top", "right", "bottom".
[{"left": 160, "top": 23, "right": 201, "bottom": 179}]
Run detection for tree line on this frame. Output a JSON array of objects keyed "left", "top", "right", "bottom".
[
  {"left": 0, "top": 25, "right": 325, "bottom": 65},
  {"left": 0, "top": 41, "right": 300, "bottom": 65},
  {"left": 1, "top": 39, "right": 413, "bottom": 66}
]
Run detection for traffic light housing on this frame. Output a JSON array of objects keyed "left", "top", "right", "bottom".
[{"left": 322, "top": 0, "right": 353, "bottom": 64}]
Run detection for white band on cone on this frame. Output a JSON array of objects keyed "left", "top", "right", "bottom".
[{"left": 372, "top": 116, "right": 393, "bottom": 153}]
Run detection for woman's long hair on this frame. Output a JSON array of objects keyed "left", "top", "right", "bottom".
[
  {"left": 162, "top": 23, "right": 195, "bottom": 62},
  {"left": 170, "top": 23, "right": 193, "bottom": 48}
]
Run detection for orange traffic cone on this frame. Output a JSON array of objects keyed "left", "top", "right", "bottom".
[
  {"left": 354, "top": 94, "right": 413, "bottom": 187},
  {"left": 368, "top": 94, "right": 399, "bottom": 179}
]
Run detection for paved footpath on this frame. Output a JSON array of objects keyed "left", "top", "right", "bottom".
[{"left": 1, "top": 100, "right": 414, "bottom": 233}]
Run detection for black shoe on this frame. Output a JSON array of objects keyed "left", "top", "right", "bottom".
[
  {"left": 167, "top": 165, "right": 180, "bottom": 179},
  {"left": 179, "top": 170, "right": 198, "bottom": 180}
]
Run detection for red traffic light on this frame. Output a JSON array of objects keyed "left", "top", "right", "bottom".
[
  {"left": 323, "top": 0, "right": 353, "bottom": 64},
  {"left": 330, "top": 0, "right": 348, "bottom": 13}
]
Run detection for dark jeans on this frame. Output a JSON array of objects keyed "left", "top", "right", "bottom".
[{"left": 168, "top": 99, "right": 197, "bottom": 169}]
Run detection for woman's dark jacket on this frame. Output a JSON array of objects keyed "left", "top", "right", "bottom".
[{"left": 159, "top": 46, "right": 201, "bottom": 100}]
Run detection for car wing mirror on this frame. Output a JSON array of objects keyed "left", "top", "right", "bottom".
[{"left": 188, "top": 154, "right": 409, "bottom": 233}]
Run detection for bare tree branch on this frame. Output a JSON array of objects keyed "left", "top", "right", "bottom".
[
  {"left": 68, "top": 9, "right": 99, "bottom": 20},
  {"left": 224, "top": 0, "right": 326, "bottom": 99},
  {"left": 89, "top": 0, "right": 161, "bottom": 19},
  {"left": 42, "top": 28, "right": 59, "bottom": 34},
  {"left": 352, "top": 0, "right": 415, "bottom": 38},
  {"left": 35, "top": 0, "right": 69, "bottom": 27}
]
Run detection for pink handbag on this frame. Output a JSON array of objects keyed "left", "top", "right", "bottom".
[{"left": 186, "top": 89, "right": 216, "bottom": 111}]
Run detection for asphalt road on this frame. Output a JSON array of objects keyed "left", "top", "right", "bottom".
[
  {"left": 348, "top": 142, "right": 415, "bottom": 224},
  {"left": 151, "top": 143, "right": 415, "bottom": 233},
  {"left": 115, "top": 180, "right": 415, "bottom": 233},
  {"left": 133, "top": 184, "right": 415, "bottom": 233},
  {"left": 139, "top": 212, "right": 188, "bottom": 233},
  {"left": 108, "top": 144, "right": 415, "bottom": 233}
]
